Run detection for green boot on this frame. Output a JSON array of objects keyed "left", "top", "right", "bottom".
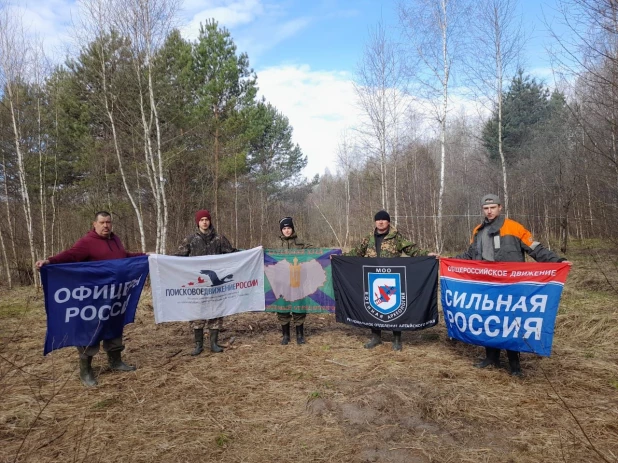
[
  {"left": 507, "top": 350, "right": 523, "bottom": 377},
  {"left": 209, "top": 329, "right": 224, "bottom": 353},
  {"left": 107, "top": 350, "right": 136, "bottom": 371},
  {"left": 281, "top": 323, "right": 290, "bottom": 345},
  {"left": 192, "top": 328, "right": 204, "bottom": 356},
  {"left": 79, "top": 356, "right": 97, "bottom": 387},
  {"left": 392, "top": 331, "right": 402, "bottom": 351},
  {"left": 364, "top": 329, "right": 382, "bottom": 349},
  {"left": 296, "top": 324, "right": 306, "bottom": 345},
  {"left": 475, "top": 347, "right": 500, "bottom": 369}
]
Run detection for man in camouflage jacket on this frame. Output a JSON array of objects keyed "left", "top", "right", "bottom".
[
  {"left": 175, "top": 209, "right": 236, "bottom": 355},
  {"left": 347, "top": 210, "right": 434, "bottom": 351},
  {"left": 348, "top": 224, "right": 428, "bottom": 258}
]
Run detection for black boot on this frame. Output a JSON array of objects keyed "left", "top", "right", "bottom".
[
  {"left": 296, "top": 324, "right": 306, "bottom": 345},
  {"left": 79, "top": 356, "right": 97, "bottom": 387},
  {"left": 281, "top": 323, "right": 290, "bottom": 345},
  {"left": 364, "top": 329, "right": 382, "bottom": 349},
  {"left": 507, "top": 350, "right": 523, "bottom": 376},
  {"left": 192, "top": 328, "right": 204, "bottom": 356},
  {"left": 392, "top": 331, "right": 402, "bottom": 351},
  {"left": 107, "top": 350, "right": 136, "bottom": 371},
  {"left": 209, "top": 329, "right": 224, "bottom": 353},
  {"left": 475, "top": 347, "right": 500, "bottom": 369}
]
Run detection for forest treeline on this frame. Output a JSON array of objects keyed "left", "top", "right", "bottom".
[{"left": 0, "top": 0, "right": 616, "bottom": 287}]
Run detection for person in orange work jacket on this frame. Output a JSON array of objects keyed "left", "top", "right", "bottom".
[{"left": 455, "top": 194, "right": 569, "bottom": 376}]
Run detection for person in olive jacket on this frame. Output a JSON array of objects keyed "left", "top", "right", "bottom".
[
  {"left": 175, "top": 209, "right": 237, "bottom": 355},
  {"left": 347, "top": 210, "right": 436, "bottom": 351},
  {"left": 277, "top": 216, "right": 313, "bottom": 345}
]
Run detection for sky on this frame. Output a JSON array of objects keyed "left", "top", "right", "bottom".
[{"left": 8, "top": 0, "right": 570, "bottom": 178}]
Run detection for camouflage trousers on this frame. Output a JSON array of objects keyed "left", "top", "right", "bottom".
[
  {"left": 77, "top": 336, "right": 123, "bottom": 359},
  {"left": 191, "top": 317, "right": 223, "bottom": 330},
  {"left": 276, "top": 312, "right": 306, "bottom": 326}
]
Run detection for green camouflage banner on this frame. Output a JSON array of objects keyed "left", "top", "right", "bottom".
[{"left": 264, "top": 248, "right": 342, "bottom": 313}]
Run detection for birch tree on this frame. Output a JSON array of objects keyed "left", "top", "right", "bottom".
[
  {"left": 31, "top": 42, "right": 51, "bottom": 259},
  {"left": 336, "top": 131, "right": 354, "bottom": 248},
  {"left": 0, "top": 5, "right": 38, "bottom": 284},
  {"left": 399, "top": 0, "right": 469, "bottom": 251},
  {"left": 468, "top": 0, "right": 524, "bottom": 214},
  {"left": 0, "top": 150, "right": 17, "bottom": 280},
  {"left": 551, "top": 0, "right": 618, "bottom": 218},
  {"left": 112, "top": 0, "right": 179, "bottom": 253},
  {"left": 0, "top": 222, "right": 9, "bottom": 287},
  {"left": 354, "top": 19, "right": 406, "bottom": 212},
  {"left": 75, "top": 0, "right": 147, "bottom": 250}
]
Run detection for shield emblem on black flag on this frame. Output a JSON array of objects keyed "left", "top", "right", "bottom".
[{"left": 363, "top": 265, "right": 407, "bottom": 321}]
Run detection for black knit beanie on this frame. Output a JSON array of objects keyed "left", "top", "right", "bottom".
[
  {"left": 374, "top": 210, "right": 391, "bottom": 222},
  {"left": 279, "top": 216, "right": 294, "bottom": 232}
]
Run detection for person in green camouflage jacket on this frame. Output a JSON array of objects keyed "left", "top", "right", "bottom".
[
  {"left": 175, "top": 209, "right": 237, "bottom": 355},
  {"left": 277, "top": 216, "right": 313, "bottom": 345},
  {"left": 347, "top": 210, "right": 435, "bottom": 351}
]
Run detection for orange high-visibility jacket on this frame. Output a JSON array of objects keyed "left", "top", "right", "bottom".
[{"left": 456, "top": 215, "right": 564, "bottom": 263}]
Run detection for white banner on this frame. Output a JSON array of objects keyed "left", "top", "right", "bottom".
[{"left": 149, "top": 247, "right": 265, "bottom": 323}]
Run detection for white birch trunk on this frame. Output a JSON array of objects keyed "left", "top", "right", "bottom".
[
  {"left": 136, "top": 70, "right": 162, "bottom": 252},
  {"left": 0, "top": 221, "right": 11, "bottom": 288},
  {"left": 98, "top": 45, "right": 147, "bottom": 251},
  {"left": 495, "top": 20, "right": 509, "bottom": 216},
  {"left": 8, "top": 96, "right": 38, "bottom": 285},
  {"left": 37, "top": 94, "right": 48, "bottom": 259},
  {"left": 51, "top": 136, "right": 59, "bottom": 255},
  {"left": 234, "top": 161, "right": 238, "bottom": 246},
  {"left": 1, "top": 154, "right": 18, "bottom": 267},
  {"left": 436, "top": 0, "right": 449, "bottom": 253},
  {"left": 148, "top": 64, "right": 169, "bottom": 253}
]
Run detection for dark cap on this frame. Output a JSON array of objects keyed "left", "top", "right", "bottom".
[
  {"left": 481, "top": 194, "right": 501, "bottom": 206},
  {"left": 374, "top": 210, "right": 391, "bottom": 222},
  {"left": 279, "top": 216, "right": 294, "bottom": 231}
]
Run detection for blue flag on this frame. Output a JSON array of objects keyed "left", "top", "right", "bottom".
[
  {"left": 40, "top": 256, "right": 150, "bottom": 355},
  {"left": 440, "top": 258, "right": 570, "bottom": 356}
]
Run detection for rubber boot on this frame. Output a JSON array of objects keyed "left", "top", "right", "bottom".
[
  {"left": 79, "top": 356, "right": 97, "bottom": 387},
  {"left": 364, "top": 329, "right": 382, "bottom": 349},
  {"left": 475, "top": 347, "right": 501, "bottom": 369},
  {"left": 209, "top": 329, "right": 224, "bottom": 353},
  {"left": 281, "top": 323, "right": 290, "bottom": 345},
  {"left": 107, "top": 350, "right": 136, "bottom": 371},
  {"left": 296, "top": 324, "right": 306, "bottom": 345},
  {"left": 192, "top": 328, "right": 204, "bottom": 356},
  {"left": 392, "top": 331, "right": 402, "bottom": 351},
  {"left": 507, "top": 350, "right": 523, "bottom": 377}
]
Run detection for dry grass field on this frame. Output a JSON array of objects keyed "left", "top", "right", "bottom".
[{"left": 1, "top": 244, "right": 617, "bottom": 463}]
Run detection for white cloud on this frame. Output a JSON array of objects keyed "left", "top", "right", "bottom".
[
  {"left": 8, "top": 0, "right": 75, "bottom": 61},
  {"left": 230, "top": 16, "right": 312, "bottom": 66},
  {"left": 256, "top": 64, "right": 360, "bottom": 178},
  {"left": 179, "top": 0, "right": 312, "bottom": 66},
  {"left": 181, "top": 0, "right": 264, "bottom": 40}
]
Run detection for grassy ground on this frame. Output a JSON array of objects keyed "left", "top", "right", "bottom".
[{"left": 1, "top": 243, "right": 617, "bottom": 463}]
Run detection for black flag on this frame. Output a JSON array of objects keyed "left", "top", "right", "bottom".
[{"left": 332, "top": 256, "right": 438, "bottom": 330}]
